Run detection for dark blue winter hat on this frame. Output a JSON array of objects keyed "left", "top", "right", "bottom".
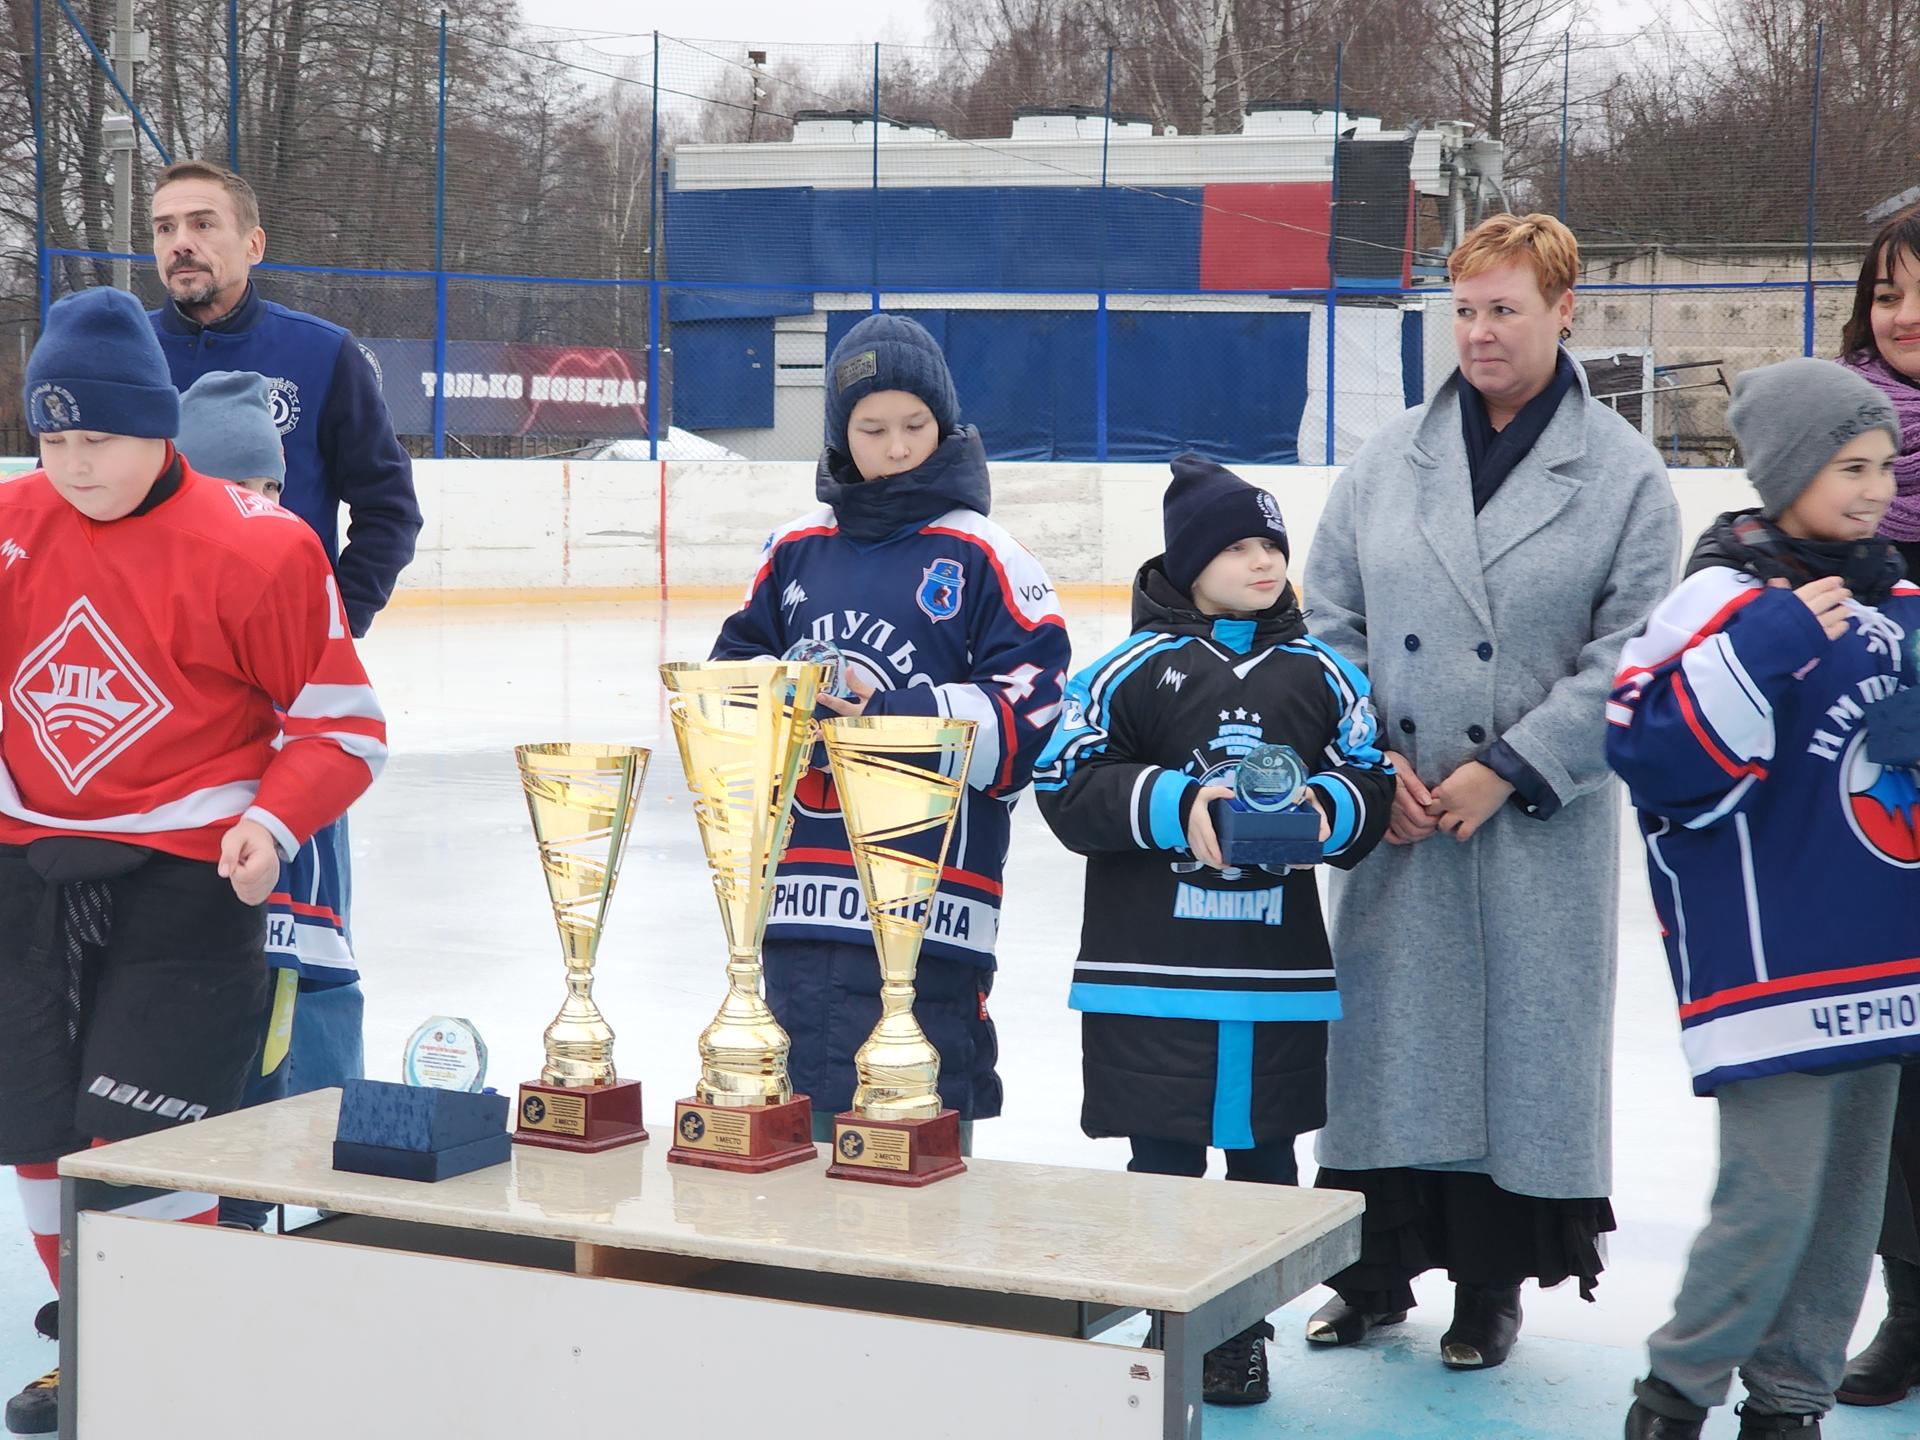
[
  {"left": 177, "top": 371, "right": 285, "bottom": 485},
  {"left": 1163, "top": 453, "right": 1290, "bottom": 594},
  {"left": 25, "top": 286, "right": 179, "bottom": 439},
  {"left": 824, "top": 313, "right": 959, "bottom": 451}
]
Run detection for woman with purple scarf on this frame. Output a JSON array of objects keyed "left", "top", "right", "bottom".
[{"left": 1836, "top": 204, "right": 1920, "bottom": 1410}]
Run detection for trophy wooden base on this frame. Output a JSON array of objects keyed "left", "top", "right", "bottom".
[
  {"left": 826, "top": 1108, "right": 966, "bottom": 1187},
  {"left": 514, "top": 1078, "right": 648, "bottom": 1152},
  {"left": 667, "top": 1094, "right": 816, "bottom": 1172}
]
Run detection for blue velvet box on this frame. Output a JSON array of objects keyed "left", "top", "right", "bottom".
[
  {"left": 332, "top": 1079, "right": 512, "bottom": 1183},
  {"left": 1209, "top": 798, "right": 1324, "bottom": 867},
  {"left": 1866, "top": 686, "right": 1920, "bottom": 767}
]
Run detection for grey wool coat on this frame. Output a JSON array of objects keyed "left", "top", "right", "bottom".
[{"left": 1306, "top": 362, "right": 1680, "bottom": 1199}]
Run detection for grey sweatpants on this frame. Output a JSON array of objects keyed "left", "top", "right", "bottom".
[{"left": 1648, "top": 1065, "right": 1901, "bottom": 1415}]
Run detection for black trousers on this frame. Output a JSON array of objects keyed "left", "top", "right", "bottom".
[
  {"left": 0, "top": 844, "right": 269, "bottom": 1165},
  {"left": 1128, "top": 1134, "right": 1299, "bottom": 1185}
]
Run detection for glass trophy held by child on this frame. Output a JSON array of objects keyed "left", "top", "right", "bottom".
[{"left": 1209, "top": 743, "right": 1325, "bottom": 868}]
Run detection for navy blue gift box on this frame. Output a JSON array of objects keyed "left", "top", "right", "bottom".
[
  {"left": 1866, "top": 686, "right": 1920, "bottom": 767},
  {"left": 1209, "top": 798, "right": 1324, "bottom": 867},
  {"left": 333, "top": 1079, "right": 512, "bottom": 1183}
]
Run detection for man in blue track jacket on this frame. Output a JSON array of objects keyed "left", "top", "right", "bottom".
[{"left": 146, "top": 159, "right": 421, "bottom": 1137}]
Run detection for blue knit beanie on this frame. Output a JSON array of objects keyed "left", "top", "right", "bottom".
[
  {"left": 26, "top": 287, "right": 179, "bottom": 439},
  {"left": 824, "top": 313, "right": 959, "bottom": 452},
  {"left": 1163, "top": 453, "right": 1290, "bottom": 595},
  {"left": 176, "top": 371, "right": 285, "bottom": 486}
]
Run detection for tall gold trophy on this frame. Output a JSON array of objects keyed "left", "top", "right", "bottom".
[
  {"left": 659, "top": 661, "right": 822, "bottom": 1172},
  {"left": 512, "top": 743, "right": 650, "bottom": 1152},
  {"left": 819, "top": 715, "right": 976, "bottom": 1186}
]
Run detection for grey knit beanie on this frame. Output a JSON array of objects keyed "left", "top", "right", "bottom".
[
  {"left": 1728, "top": 359, "right": 1901, "bottom": 517},
  {"left": 176, "top": 371, "right": 286, "bottom": 487}
]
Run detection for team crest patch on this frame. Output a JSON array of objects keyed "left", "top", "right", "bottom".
[
  {"left": 264, "top": 377, "right": 302, "bottom": 434},
  {"left": 916, "top": 558, "right": 965, "bottom": 622},
  {"left": 834, "top": 349, "right": 878, "bottom": 394},
  {"left": 28, "top": 384, "right": 80, "bottom": 431},
  {"left": 1258, "top": 490, "right": 1287, "bottom": 536},
  {"left": 10, "top": 597, "right": 175, "bottom": 795},
  {"left": 1841, "top": 731, "right": 1920, "bottom": 868}
]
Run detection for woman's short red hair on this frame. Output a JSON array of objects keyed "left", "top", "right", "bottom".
[{"left": 1448, "top": 212, "right": 1580, "bottom": 299}]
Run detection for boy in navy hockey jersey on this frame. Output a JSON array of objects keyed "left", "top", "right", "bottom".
[
  {"left": 710, "top": 313, "right": 1069, "bottom": 1144},
  {"left": 1036, "top": 456, "right": 1395, "bottom": 1406},
  {"left": 1611, "top": 360, "right": 1920, "bottom": 1440},
  {"left": 172, "top": 370, "right": 360, "bottom": 1231}
]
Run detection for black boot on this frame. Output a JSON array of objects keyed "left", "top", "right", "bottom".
[
  {"left": 1304, "top": 1295, "right": 1410, "bottom": 1347},
  {"left": 1440, "top": 1282, "right": 1522, "bottom": 1369},
  {"left": 4, "top": 1302, "right": 60, "bottom": 1436},
  {"left": 1838, "top": 1257, "right": 1920, "bottom": 1406},
  {"left": 1733, "top": 1400, "right": 1821, "bottom": 1437},
  {"left": 1625, "top": 1376, "right": 1708, "bottom": 1439},
  {"left": 1202, "top": 1320, "right": 1274, "bottom": 1406}
]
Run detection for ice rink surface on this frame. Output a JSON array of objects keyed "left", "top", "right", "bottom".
[{"left": 1, "top": 596, "right": 1908, "bottom": 1437}]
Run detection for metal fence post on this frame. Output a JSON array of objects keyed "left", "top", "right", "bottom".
[
  {"left": 1324, "top": 43, "right": 1343, "bottom": 466},
  {"left": 1558, "top": 30, "right": 1570, "bottom": 222},
  {"left": 432, "top": 9, "right": 447, "bottom": 459},
  {"left": 870, "top": 42, "right": 881, "bottom": 314},
  {"left": 33, "top": 0, "right": 48, "bottom": 326},
  {"left": 228, "top": 0, "right": 239, "bottom": 170},
  {"left": 648, "top": 32, "right": 660, "bottom": 461},
  {"left": 1095, "top": 48, "right": 1113, "bottom": 464},
  {"left": 1803, "top": 21, "right": 1824, "bottom": 357}
]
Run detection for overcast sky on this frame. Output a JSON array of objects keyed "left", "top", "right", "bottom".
[
  {"left": 528, "top": 0, "right": 1669, "bottom": 50},
  {"left": 529, "top": 0, "right": 935, "bottom": 48}
]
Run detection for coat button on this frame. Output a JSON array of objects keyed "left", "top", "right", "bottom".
[
  {"left": 1476, "top": 642, "right": 1493, "bottom": 661},
  {"left": 1467, "top": 724, "right": 1487, "bottom": 744},
  {"left": 1404, "top": 634, "right": 1421, "bottom": 652},
  {"left": 1399, "top": 717, "right": 1416, "bottom": 735}
]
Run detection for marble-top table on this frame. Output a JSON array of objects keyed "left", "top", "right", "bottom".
[{"left": 58, "top": 1091, "right": 1361, "bottom": 1439}]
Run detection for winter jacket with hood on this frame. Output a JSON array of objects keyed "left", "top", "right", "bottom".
[{"left": 1035, "top": 559, "right": 1394, "bottom": 1146}]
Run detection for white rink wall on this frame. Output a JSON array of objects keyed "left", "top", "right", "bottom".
[
  {"left": 0, "top": 456, "right": 1762, "bottom": 594},
  {"left": 394, "top": 459, "right": 1763, "bottom": 597}
]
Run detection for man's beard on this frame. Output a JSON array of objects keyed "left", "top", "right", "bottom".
[{"left": 168, "top": 270, "right": 220, "bottom": 307}]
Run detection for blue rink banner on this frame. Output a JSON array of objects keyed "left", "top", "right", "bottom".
[{"left": 357, "top": 338, "right": 668, "bottom": 437}]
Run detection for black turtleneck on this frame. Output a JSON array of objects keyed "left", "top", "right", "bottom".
[{"left": 129, "top": 449, "right": 185, "bottom": 517}]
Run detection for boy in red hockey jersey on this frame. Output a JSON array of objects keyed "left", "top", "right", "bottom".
[{"left": 0, "top": 288, "right": 387, "bottom": 1434}]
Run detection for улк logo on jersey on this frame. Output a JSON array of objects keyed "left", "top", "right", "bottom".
[{"left": 10, "top": 597, "right": 174, "bottom": 795}]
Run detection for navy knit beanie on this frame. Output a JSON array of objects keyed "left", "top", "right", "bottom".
[
  {"left": 1163, "top": 453, "right": 1290, "bottom": 595},
  {"left": 177, "top": 371, "right": 286, "bottom": 485},
  {"left": 26, "top": 287, "right": 179, "bottom": 439},
  {"left": 824, "top": 313, "right": 959, "bottom": 452}
]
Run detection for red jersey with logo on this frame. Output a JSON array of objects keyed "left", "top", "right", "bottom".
[{"left": 0, "top": 457, "right": 386, "bottom": 862}]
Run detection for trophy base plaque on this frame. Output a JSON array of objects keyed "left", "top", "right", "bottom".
[
  {"left": 514, "top": 1078, "right": 648, "bottom": 1153},
  {"left": 827, "top": 1108, "right": 966, "bottom": 1187},
  {"left": 1210, "top": 798, "right": 1324, "bottom": 867},
  {"left": 668, "top": 1095, "right": 816, "bottom": 1172}
]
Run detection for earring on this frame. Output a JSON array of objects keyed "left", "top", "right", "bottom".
[{"left": 1559, "top": 326, "right": 1573, "bottom": 342}]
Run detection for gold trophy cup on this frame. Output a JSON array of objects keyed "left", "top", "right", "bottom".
[
  {"left": 512, "top": 743, "right": 650, "bottom": 1152},
  {"left": 819, "top": 714, "right": 976, "bottom": 1186},
  {"left": 659, "top": 660, "right": 823, "bottom": 1172}
]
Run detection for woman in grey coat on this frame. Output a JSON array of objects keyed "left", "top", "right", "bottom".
[{"left": 1303, "top": 213, "right": 1680, "bottom": 1370}]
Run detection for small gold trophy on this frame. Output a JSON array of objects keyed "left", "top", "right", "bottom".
[
  {"left": 512, "top": 742, "right": 650, "bottom": 1152},
  {"left": 660, "top": 660, "right": 822, "bottom": 1172},
  {"left": 819, "top": 714, "right": 976, "bottom": 1186}
]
